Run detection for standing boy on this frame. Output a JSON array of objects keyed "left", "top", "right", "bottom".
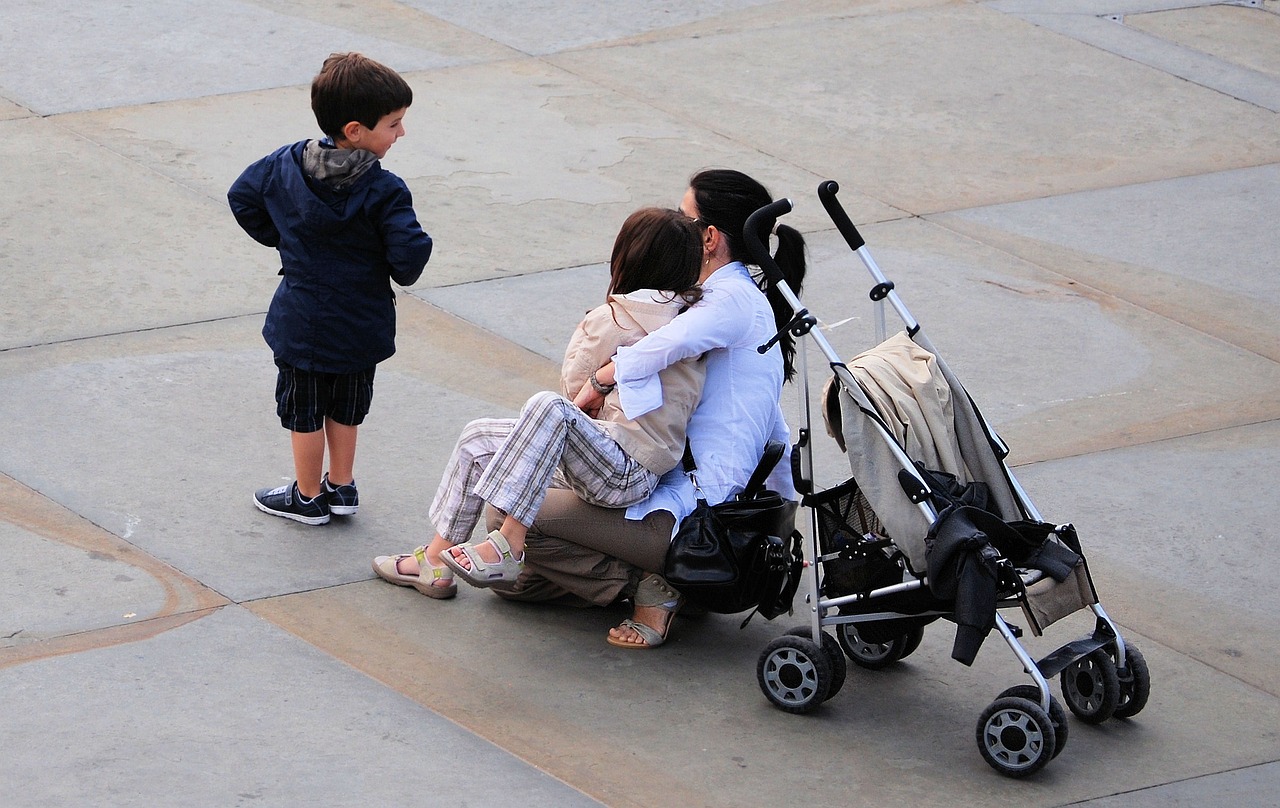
[{"left": 229, "top": 52, "right": 433, "bottom": 525}]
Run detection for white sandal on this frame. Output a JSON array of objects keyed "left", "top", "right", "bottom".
[{"left": 438, "top": 530, "right": 524, "bottom": 589}]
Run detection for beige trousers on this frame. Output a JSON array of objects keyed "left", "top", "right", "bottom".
[{"left": 486, "top": 487, "right": 675, "bottom": 607}]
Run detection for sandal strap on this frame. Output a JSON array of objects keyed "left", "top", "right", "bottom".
[
  {"left": 413, "top": 546, "right": 453, "bottom": 582},
  {"left": 483, "top": 530, "right": 517, "bottom": 560},
  {"left": 617, "top": 618, "right": 664, "bottom": 647},
  {"left": 438, "top": 531, "right": 524, "bottom": 588},
  {"left": 634, "top": 573, "right": 681, "bottom": 608}
]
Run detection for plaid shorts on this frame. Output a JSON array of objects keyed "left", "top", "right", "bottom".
[
  {"left": 430, "top": 391, "right": 658, "bottom": 544},
  {"left": 274, "top": 360, "right": 375, "bottom": 432}
]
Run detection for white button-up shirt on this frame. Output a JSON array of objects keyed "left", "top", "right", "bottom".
[{"left": 614, "top": 262, "right": 795, "bottom": 530}]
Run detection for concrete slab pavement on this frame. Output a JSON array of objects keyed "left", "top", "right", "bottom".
[
  {"left": 2, "top": 0, "right": 1278, "bottom": 805},
  {"left": 1, "top": 606, "right": 601, "bottom": 807}
]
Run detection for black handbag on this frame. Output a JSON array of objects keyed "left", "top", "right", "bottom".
[{"left": 663, "top": 440, "right": 802, "bottom": 618}]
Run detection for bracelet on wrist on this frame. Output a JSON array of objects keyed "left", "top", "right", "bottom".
[{"left": 589, "top": 371, "right": 616, "bottom": 395}]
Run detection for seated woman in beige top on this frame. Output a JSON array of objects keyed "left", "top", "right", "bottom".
[{"left": 372, "top": 207, "right": 706, "bottom": 596}]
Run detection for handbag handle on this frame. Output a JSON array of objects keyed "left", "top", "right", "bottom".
[
  {"left": 682, "top": 439, "right": 786, "bottom": 499},
  {"left": 743, "top": 440, "right": 785, "bottom": 497}
]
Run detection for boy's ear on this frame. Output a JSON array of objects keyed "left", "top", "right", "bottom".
[{"left": 340, "top": 120, "right": 364, "bottom": 145}]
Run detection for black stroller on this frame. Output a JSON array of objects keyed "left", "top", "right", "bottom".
[{"left": 743, "top": 183, "right": 1152, "bottom": 777}]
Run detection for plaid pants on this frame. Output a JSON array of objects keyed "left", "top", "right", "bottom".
[{"left": 429, "top": 391, "right": 658, "bottom": 544}]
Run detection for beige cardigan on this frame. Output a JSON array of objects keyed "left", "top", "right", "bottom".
[
  {"left": 823, "top": 331, "right": 968, "bottom": 482},
  {"left": 562, "top": 290, "right": 706, "bottom": 475}
]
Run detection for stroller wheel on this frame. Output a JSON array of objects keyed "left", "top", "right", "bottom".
[
  {"left": 976, "top": 696, "right": 1057, "bottom": 777},
  {"left": 1059, "top": 648, "right": 1120, "bottom": 724},
  {"left": 1110, "top": 643, "right": 1151, "bottom": 719},
  {"left": 835, "top": 623, "right": 907, "bottom": 670},
  {"left": 785, "top": 626, "right": 847, "bottom": 701},
  {"left": 998, "top": 685, "right": 1069, "bottom": 759},
  {"left": 898, "top": 624, "right": 926, "bottom": 660},
  {"left": 757, "top": 635, "right": 832, "bottom": 714}
]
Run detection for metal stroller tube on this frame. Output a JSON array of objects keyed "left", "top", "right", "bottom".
[{"left": 819, "top": 181, "right": 921, "bottom": 338}]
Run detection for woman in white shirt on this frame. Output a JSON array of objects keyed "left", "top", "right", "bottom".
[{"left": 496, "top": 169, "right": 807, "bottom": 649}]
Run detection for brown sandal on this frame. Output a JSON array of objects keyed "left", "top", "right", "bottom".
[{"left": 607, "top": 574, "right": 683, "bottom": 649}]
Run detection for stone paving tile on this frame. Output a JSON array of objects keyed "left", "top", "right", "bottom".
[
  {"left": 0, "top": 0, "right": 453, "bottom": 114},
  {"left": 552, "top": 3, "right": 1280, "bottom": 213},
  {"left": 0, "top": 306, "right": 556, "bottom": 604},
  {"left": 0, "top": 116, "right": 276, "bottom": 349},
  {"left": 252, "top": 580, "right": 1280, "bottom": 808},
  {"left": 0, "top": 605, "right": 601, "bottom": 807}
]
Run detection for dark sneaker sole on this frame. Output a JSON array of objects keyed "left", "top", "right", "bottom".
[{"left": 253, "top": 494, "right": 330, "bottom": 525}]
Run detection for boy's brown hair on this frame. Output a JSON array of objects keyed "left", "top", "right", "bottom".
[{"left": 311, "top": 52, "right": 413, "bottom": 140}]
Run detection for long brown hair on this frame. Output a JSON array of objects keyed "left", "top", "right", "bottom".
[{"left": 607, "top": 207, "right": 703, "bottom": 307}]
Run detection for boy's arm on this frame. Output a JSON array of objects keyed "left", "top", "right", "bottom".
[
  {"left": 227, "top": 162, "right": 280, "bottom": 248},
  {"left": 377, "top": 178, "right": 433, "bottom": 287}
]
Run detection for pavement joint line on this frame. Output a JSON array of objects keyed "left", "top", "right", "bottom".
[
  {"left": 924, "top": 214, "right": 1280, "bottom": 366},
  {"left": 0, "top": 313, "right": 269, "bottom": 355},
  {"left": 0, "top": 606, "right": 225, "bottom": 671}
]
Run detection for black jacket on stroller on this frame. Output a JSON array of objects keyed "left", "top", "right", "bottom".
[{"left": 925, "top": 487, "right": 1083, "bottom": 665}]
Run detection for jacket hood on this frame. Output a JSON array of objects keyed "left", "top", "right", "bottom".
[
  {"left": 302, "top": 139, "right": 378, "bottom": 190},
  {"left": 608, "top": 290, "right": 689, "bottom": 334},
  {"left": 274, "top": 140, "right": 380, "bottom": 232}
]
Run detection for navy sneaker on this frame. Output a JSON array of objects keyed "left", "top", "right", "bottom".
[
  {"left": 253, "top": 481, "right": 330, "bottom": 525},
  {"left": 323, "top": 473, "right": 359, "bottom": 516}
]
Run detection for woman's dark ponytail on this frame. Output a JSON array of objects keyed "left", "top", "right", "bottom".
[{"left": 688, "top": 169, "right": 808, "bottom": 381}]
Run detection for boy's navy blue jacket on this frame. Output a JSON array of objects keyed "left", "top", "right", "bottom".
[{"left": 228, "top": 140, "right": 432, "bottom": 374}]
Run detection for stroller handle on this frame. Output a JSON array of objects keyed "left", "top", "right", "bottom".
[
  {"left": 818, "top": 180, "right": 866, "bottom": 252},
  {"left": 743, "top": 198, "right": 794, "bottom": 286}
]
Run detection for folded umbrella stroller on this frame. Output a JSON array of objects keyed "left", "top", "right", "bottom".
[{"left": 745, "top": 183, "right": 1152, "bottom": 778}]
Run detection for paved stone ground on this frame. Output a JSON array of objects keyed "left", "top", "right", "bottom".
[{"left": 2, "top": 1, "right": 1278, "bottom": 806}]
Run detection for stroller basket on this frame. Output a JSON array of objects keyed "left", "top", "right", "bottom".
[
  {"left": 808, "top": 478, "right": 896, "bottom": 596},
  {"left": 743, "top": 182, "right": 1152, "bottom": 778}
]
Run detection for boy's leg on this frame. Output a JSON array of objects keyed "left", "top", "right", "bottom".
[
  {"left": 291, "top": 428, "right": 326, "bottom": 500},
  {"left": 324, "top": 418, "right": 357, "bottom": 485},
  {"left": 317, "top": 367, "right": 371, "bottom": 515},
  {"left": 255, "top": 360, "right": 329, "bottom": 522}
]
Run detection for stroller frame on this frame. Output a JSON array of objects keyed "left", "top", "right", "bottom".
[{"left": 743, "top": 183, "right": 1151, "bottom": 777}]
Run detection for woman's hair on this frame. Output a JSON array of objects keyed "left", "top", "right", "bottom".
[
  {"left": 311, "top": 52, "right": 413, "bottom": 140},
  {"left": 607, "top": 207, "right": 704, "bottom": 307},
  {"left": 688, "top": 169, "right": 807, "bottom": 380}
]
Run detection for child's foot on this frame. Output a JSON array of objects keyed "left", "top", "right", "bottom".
[
  {"left": 438, "top": 531, "right": 524, "bottom": 588},
  {"left": 372, "top": 546, "right": 456, "bottom": 599},
  {"left": 322, "top": 473, "right": 359, "bottom": 516},
  {"left": 254, "top": 481, "right": 330, "bottom": 525}
]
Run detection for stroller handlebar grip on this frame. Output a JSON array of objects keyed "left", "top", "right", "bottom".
[
  {"left": 818, "top": 180, "right": 866, "bottom": 252},
  {"left": 743, "top": 198, "right": 794, "bottom": 284}
]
